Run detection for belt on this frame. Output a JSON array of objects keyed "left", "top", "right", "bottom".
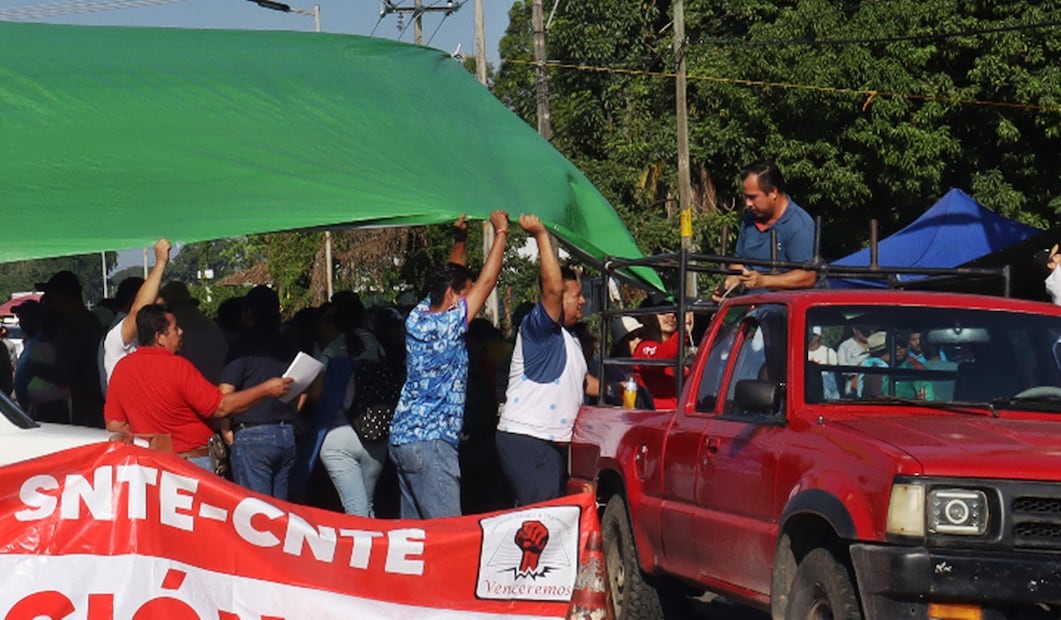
[
  {"left": 234, "top": 420, "right": 292, "bottom": 431},
  {"left": 179, "top": 445, "right": 210, "bottom": 458}
]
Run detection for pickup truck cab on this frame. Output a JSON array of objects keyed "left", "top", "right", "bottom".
[{"left": 569, "top": 285, "right": 1061, "bottom": 620}]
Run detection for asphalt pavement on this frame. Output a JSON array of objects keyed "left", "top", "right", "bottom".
[{"left": 689, "top": 593, "right": 770, "bottom": 619}]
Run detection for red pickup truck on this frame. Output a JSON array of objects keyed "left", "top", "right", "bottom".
[{"left": 568, "top": 285, "right": 1061, "bottom": 620}]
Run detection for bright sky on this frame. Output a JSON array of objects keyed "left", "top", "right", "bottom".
[
  {"left": 2, "top": 0, "right": 517, "bottom": 62},
  {"left": 2, "top": 0, "right": 519, "bottom": 270}
]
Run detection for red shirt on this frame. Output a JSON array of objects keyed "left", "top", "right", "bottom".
[
  {"left": 634, "top": 332, "right": 683, "bottom": 409},
  {"left": 104, "top": 347, "right": 223, "bottom": 453}
]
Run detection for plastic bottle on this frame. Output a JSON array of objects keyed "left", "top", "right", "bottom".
[{"left": 622, "top": 376, "right": 638, "bottom": 409}]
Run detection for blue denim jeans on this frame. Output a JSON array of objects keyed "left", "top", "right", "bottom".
[
  {"left": 230, "top": 422, "right": 297, "bottom": 500},
  {"left": 388, "top": 439, "right": 460, "bottom": 519},
  {"left": 319, "top": 425, "right": 387, "bottom": 517},
  {"left": 187, "top": 455, "right": 214, "bottom": 473}
]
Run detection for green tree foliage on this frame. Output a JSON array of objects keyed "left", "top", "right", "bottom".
[
  {"left": 265, "top": 231, "right": 325, "bottom": 317},
  {"left": 0, "top": 252, "right": 116, "bottom": 307},
  {"left": 165, "top": 237, "right": 267, "bottom": 286},
  {"left": 494, "top": 0, "right": 1061, "bottom": 260}
]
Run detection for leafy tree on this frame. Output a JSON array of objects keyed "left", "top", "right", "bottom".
[
  {"left": 0, "top": 252, "right": 116, "bottom": 307},
  {"left": 494, "top": 0, "right": 1061, "bottom": 262}
]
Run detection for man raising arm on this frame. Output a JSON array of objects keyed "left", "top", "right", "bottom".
[
  {"left": 102, "top": 238, "right": 171, "bottom": 386},
  {"left": 388, "top": 210, "right": 510, "bottom": 519},
  {"left": 496, "top": 215, "right": 590, "bottom": 506}
]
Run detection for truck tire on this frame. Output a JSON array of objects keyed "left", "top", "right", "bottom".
[
  {"left": 786, "top": 547, "right": 862, "bottom": 620},
  {"left": 601, "top": 495, "right": 666, "bottom": 620}
]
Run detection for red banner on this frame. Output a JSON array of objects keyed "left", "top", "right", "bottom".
[{"left": 0, "top": 443, "right": 601, "bottom": 619}]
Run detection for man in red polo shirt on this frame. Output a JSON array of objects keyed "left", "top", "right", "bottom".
[{"left": 105, "top": 304, "right": 291, "bottom": 471}]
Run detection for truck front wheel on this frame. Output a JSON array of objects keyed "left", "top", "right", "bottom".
[
  {"left": 601, "top": 495, "right": 666, "bottom": 620},
  {"left": 786, "top": 547, "right": 862, "bottom": 620}
]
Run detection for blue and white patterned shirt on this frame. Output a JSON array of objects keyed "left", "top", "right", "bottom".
[{"left": 389, "top": 297, "right": 469, "bottom": 447}]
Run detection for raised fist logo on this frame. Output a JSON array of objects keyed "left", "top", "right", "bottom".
[{"left": 514, "top": 520, "right": 550, "bottom": 574}]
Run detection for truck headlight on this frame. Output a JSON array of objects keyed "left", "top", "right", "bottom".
[
  {"left": 929, "top": 489, "right": 988, "bottom": 535},
  {"left": 887, "top": 484, "right": 990, "bottom": 538},
  {"left": 887, "top": 483, "right": 926, "bottom": 537}
]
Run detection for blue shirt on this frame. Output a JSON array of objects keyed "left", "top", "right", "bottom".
[
  {"left": 389, "top": 297, "right": 469, "bottom": 447},
  {"left": 734, "top": 197, "right": 814, "bottom": 271},
  {"left": 497, "top": 303, "right": 588, "bottom": 443}
]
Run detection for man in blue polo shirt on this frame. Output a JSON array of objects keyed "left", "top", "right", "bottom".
[{"left": 713, "top": 160, "right": 817, "bottom": 301}]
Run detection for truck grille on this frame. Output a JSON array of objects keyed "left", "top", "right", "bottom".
[{"left": 1012, "top": 495, "right": 1061, "bottom": 550}]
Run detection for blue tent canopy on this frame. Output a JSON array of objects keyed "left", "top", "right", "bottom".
[{"left": 830, "top": 188, "right": 1041, "bottom": 288}]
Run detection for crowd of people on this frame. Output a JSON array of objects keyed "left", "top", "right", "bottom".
[
  {"left": 0, "top": 211, "right": 599, "bottom": 520},
  {"left": 0, "top": 159, "right": 834, "bottom": 519}
]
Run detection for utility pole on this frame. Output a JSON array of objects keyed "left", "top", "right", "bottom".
[
  {"left": 381, "top": 1, "right": 460, "bottom": 46},
  {"left": 414, "top": 0, "right": 423, "bottom": 44},
  {"left": 673, "top": 0, "right": 695, "bottom": 296},
  {"left": 474, "top": 0, "right": 499, "bottom": 327},
  {"left": 532, "top": 0, "right": 552, "bottom": 140}
]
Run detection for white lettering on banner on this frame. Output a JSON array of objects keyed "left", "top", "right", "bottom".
[
  {"left": 116, "top": 465, "right": 159, "bottom": 520},
  {"left": 62, "top": 466, "right": 114, "bottom": 520},
  {"left": 336, "top": 530, "right": 383, "bottom": 569},
  {"left": 233, "top": 497, "right": 283, "bottom": 547},
  {"left": 3, "top": 567, "right": 287, "bottom": 620},
  {"left": 283, "top": 512, "right": 337, "bottom": 562},
  {"left": 384, "top": 530, "right": 425, "bottom": 575},
  {"left": 14, "top": 474, "right": 58, "bottom": 521},
  {"left": 12, "top": 467, "right": 428, "bottom": 577},
  {"left": 160, "top": 470, "right": 199, "bottom": 531}
]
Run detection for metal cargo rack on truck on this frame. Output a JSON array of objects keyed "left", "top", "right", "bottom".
[{"left": 595, "top": 220, "right": 1011, "bottom": 406}]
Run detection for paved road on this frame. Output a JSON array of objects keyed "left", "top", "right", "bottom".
[{"left": 689, "top": 593, "right": 770, "bottom": 620}]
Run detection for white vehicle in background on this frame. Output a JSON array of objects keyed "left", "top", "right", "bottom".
[{"left": 0, "top": 390, "right": 113, "bottom": 466}]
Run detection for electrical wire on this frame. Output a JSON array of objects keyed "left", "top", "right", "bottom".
[
  {"left": 0, "top": 0, "right": 185, "bottom": 20},
  {"left": 503, "top": 58, "right": 1061, "bottom": 114},
  {"left": 426, "top": 0, "right": 464, "bottom": 48},
  {"left": 692, "top": 18, "right": 1061, "bottom": 48}
]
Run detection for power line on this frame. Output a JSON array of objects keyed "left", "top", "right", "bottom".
[
  {"left": 503, "top": 58, "right": 1061, "bottom": 114},
  {"left": 0, "top": 0, "right": 185, "bottom": 20},
  {"left": 693, "top": 19, "right": 1061, "bottom": 48}
]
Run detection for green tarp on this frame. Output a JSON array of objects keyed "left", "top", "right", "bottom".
[{"left": 1, "top": 22, "right": 656, "bottom": 285}]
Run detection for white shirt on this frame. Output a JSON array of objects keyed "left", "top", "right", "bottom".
[{"left": 1046, "top": 266, "right": 1061, "bottom": 306}]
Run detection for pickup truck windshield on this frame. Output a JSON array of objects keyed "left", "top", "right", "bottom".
[{"left": 805, "top": 306, "right": 1061, "bottom": 410}]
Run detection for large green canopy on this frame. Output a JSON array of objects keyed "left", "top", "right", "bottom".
[{"left": 1, "top": 22, "right": 655, "bottom": 284}]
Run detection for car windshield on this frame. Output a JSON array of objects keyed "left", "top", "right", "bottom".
[{"left": 804, "top": 306, "right": 1061, "bottom": 411}]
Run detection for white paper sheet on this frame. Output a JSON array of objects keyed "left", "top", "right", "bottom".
[{"left": 280, "top": 351, "right": 324, "bottom": 403}]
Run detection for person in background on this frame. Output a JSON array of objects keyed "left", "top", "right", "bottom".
[
  {"left": 105, "top": 304, "right": 292, "bottom": 472},
  {"left": 35, "top": 270, "right": 104, "bottom": 427},
  {"left": 316, "top": 292, "right": 392, "bottom": 517},
  {"left": 633, "top": 296, "right": 693, "bottom": 410},
  {"left": 1044, "top": 244, "right": 1061, "bottom": 306},
  {"left": 100, "top": 238, "right": 171, "bottom": 390},
  {"left": 837, "top": 324, "right": 871, "bottom": 397},
  {"left": 712, "top": 160, "right": 817, "bottom": 301},
  {"left": 460, "top": 318, "right": 508, "bottom": 514},
  {"left": 12, "top": 300, "right": 68, "bottom": 418},
  {"left": 219, "top": 286, "right": 303, "bottom": 500},
  {"left": 0, "top": 326, "right": 13, "bottom": 397},
  {"left": 389, "top": 211, "right": 510, "bottom": 519},
  {"left": 159, "top": 281, "right": 227, "bottom": 384},
  {"left": 496, "top": 214, "right": 593, "bottom": 507},
  {"left": 807, "top": 326, "right": 840, "bottom": 400}
]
